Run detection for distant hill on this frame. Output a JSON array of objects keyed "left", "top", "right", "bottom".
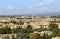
[{"left": 0, "top": 12, "right": 60, "bottom": 16}]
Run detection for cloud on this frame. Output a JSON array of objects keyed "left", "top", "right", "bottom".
[
  {"left": 47, "top": 0, "right": 54, "bottom": 3},
  {"left": 0, "top": 10, "right": 1, "bottom": 12},
  {"left": 38, "top": 3, "right": 44, "bottom": 6},
  {"left": 38, "top": 0, "right": 54, "bottom": 6},
  {"left": 36, "top": 0, "right": 54, "bottom": 13},
  {"left": 8, "top": 4, "right": 14, "bottom": 11},
  {"left": 28, "top": 6, "right": 32, "bottom": 10},
  {"left": 42, "top": 7, "right": 47, "bottom": 10}
]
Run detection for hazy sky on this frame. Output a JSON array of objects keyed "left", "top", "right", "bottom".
[{"left": 0, "top": 0, "right": 60, "bottom": 15}]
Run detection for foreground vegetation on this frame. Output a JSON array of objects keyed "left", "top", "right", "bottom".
[{"left": 0, "top": 23, "right": 60, "bottom": 39}]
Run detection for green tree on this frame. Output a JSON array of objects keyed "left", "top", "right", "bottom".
[
  {"left": 42, "top": 34, "right": 51, "bottom": 39},
  {"left": 26, "top": 25, "right": 34, "bottom": 33},
  {"left": 2, "top": 26, "right": 11, "bottom": 34},
  {"left": 12, "top": 35, "right": 15, "bottom": 39},
  {"left": 49, "top": 23, "right": 58, "bottom": 31},
  {"left": 49, "top": 23, "right": 60, "bottom": 37},
  {"left": 0, "top": 28, "right": 3, "bottom": 34},
  {"left": 12, "top": 27, "right": 21, "bottom": 33},
  {"left": 11, "top": 20, "right": 17, "bottom": 24}
]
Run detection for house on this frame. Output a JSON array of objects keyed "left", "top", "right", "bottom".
[
  {"left": 52, "top": 37, "right": 60, "bottom": 39},
  {"left": 34, "top": 31, "right": 52, "bottom": 36}
]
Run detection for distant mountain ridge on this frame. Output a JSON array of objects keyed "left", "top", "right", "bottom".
[{"left": 0, "top": 12, "right": 60, "bottom": 16}]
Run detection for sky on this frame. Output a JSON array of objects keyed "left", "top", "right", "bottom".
[{"left": 0, "top": 0, "right": 60, "bottom": 15}]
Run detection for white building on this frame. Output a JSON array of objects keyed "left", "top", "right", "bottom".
[{"left": 52, "top": 37, "right": 60, "bottom": 39}]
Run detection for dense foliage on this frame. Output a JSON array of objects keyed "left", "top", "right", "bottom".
[{"left": 0, "top": 23, "right": 60, "bottom": 39}]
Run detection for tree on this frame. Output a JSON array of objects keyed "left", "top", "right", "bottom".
[
  {"left": 12, "top": 27, "right": 21, "bottom": 33},
  {"left": 26, "top": 25, "right": 34, "bottom": 33},
  {"left": 51, "top": 29, "right": 60, "bottom": 37},
  {"left": 5, "top": 36, "right": 10, "bottom": 39},
  {"left": 42, "top": 34, "right": 51, "bottom": 39},
  {"left": 18, "top": 21, "right": 24, "bottom": 25},
  {"left": 12, "top": 35, "right": 15, "bottom": 39},
  {"left": 31, "top": 33, "right": 41, "bottom": 39},
  {"left": 26, "top": 25, "right": 32, "bottom": 29},
  {"left": 49, "top": 23, "right": 60, "bottom": 37},
  {"left": 2, "top": 26, "right": 11, "bottom": 34},
  {"left": 24, "top": 34, "right": 30, "bottom": 39},
  {"left": 49, "top": 23, "right": 58, "bottom": 31},
  {"left": 11, "top": 20, "right": 17, "bottom": 24},
  {"left": 0, "top": 28, "right": 3, "bottom": 34}
]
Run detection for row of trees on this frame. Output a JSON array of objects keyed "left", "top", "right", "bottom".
[
  {"left": 0, "top": 23, "right": 60, "bottom": 34},
  {"left": 0, "top": 25, "right": 34, "bottom": 34},
  {"left": 49, "top": 23, "right": 60, "bottom": 37},
  {"left": 0, "top": 23, "right": 60, "bottom": 39},
  {"left": 15, "top": 33, "right": 51, "bottom": 39},
  {"left": 0, "top": 27, "right": 11, "bottom": 34}
]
